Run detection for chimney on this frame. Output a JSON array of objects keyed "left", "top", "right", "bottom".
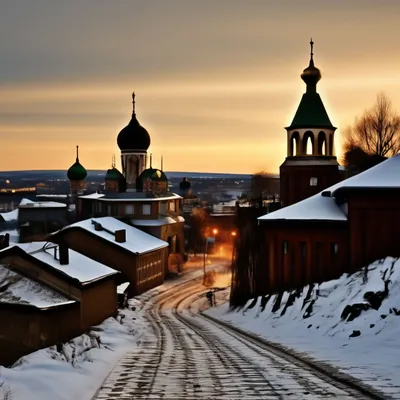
[
  {"left": 59, "top": 242, "right": 69, "bottom": 265},
  {"left": 94, "top": 222, "right": 103, "bottom": 231},
  {"left": 115, "top": 229, "right": 126, "bottom": 243}
]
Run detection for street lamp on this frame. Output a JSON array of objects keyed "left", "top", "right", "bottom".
[
  {"left": 203, "top": 228, "right": 218, "bottom": 285},
  {"left": 231, "top": 231, "right": 237, "bottom": 267}
]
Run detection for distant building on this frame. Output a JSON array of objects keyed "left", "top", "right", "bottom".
[
  {"left": 72, "top": 93, "right": 185, "bottom": 272},
  {"left": 52, "top": 216, "right": 170, "bottom": 294},
  {"left": 18, "top": 201, "right": 68, "bottom": 242}
]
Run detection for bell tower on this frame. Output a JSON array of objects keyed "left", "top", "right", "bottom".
[{"left": 280, "top": 40, "right": 341, "bottom": 207}]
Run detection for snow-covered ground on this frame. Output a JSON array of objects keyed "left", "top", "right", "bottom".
[
  {"left": 207, "top": 257, "right": 400, "bottom": 398},
  {"left": 0, "top": 302, "right": 147, "bottom": 400},
  {"left": 0, "top": 259, "right": 226, "bottom": 400}
]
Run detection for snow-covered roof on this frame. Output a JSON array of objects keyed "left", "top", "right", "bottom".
[
  {"left": 9, "top": 242, "right": 118, "bottom": 285},
  {"left": 131, "top": 216, "right": 184, "bottom": 226},
  {"left": 259, "top": 194, "right": 347, "bottom": 222},
  {"left": 19, "top": 201, "right": 66, "bottom": 209},
  {"left": 78, "top": 192, "right": 182, "bottom": 202},
  {"left": 78, "top": 192, "right": 105, "bottom": 199},
  {"left": 325, "top": 155, "right": 400, "bottom": 195},
  {"left": 0, "top": 198, "right": 34, "bottom": 221},
  {"left": 0, "top": 264, "right": 75, "bottom": 309},
  {"left": 259, "top": 155, "right": 400, "bottom": 223},
  {"left": 62, "top": 217, "right": 169, "bottom": 255}
]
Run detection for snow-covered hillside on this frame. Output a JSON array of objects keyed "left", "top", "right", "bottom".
[{"left": 207, "top": 257, "right": 400, "bottom": 398}]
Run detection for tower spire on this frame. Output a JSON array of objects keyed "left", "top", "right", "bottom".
[
  {"left": 132, "top": 92, "right": 136, "bottom": 116},
  {"left": 76, "top": 145, "right": 79, "bottom": 162},
  {"left": 150, "top": 153, "right": 153, "bottom": 168},
  {"left": 301, "top": 38, "right": 321, "bottom": 93},
  {"left": 161, "top": 155, "right": 163, "bottom": 170},
  {"left": 112, "top": 154, "right": 116, "bottom": 168}
]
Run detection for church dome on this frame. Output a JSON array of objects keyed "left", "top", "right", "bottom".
[
  {"left": 67, "top": 146, "right": 87, "bottom": 181},
  {"left": 301, "top": 39, "right": 322, "bottom": 91},
  {"left": 105, "top": 167, "right": 124, "bottom": 181},
  {"left": 117, "top": 93, "right": 151, "bottom": 153},
  {"left": 179, "top": 177, "right": 191, "bottom": 190},
  {"left": 139, "top": 167, "right": 168, "bottom": 182},
  {"left": 301, "top": 60, "right": 321, "bottom": 86}
]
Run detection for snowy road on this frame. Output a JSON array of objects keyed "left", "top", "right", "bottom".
[{"left": 94, "top": 278, "right": 377, "bottom": 400}]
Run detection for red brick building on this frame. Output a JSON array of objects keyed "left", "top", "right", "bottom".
[{"left": 258, "top": 156, "right": 400, "bottom": 293}]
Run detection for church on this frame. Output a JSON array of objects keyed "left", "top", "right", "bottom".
[
  {"left": 65, "top": 93, "right": 185, "bottom": 270},
  {"left": 254, "top": 41, "right": 400, "bottom": 295}
]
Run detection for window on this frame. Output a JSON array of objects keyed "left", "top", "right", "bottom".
[
  {"left": 159, "top": 202, "right": 166, "bottom": 215},
  {"left": 300, "top": 242, "right": 307, "bottom": 259},
  {"left": 169, "top": 201, "right": 176, "bottom": 212},
  {"left": 142, "top": 204, "right": 151, "bottom": 215},
  {"left": 330, "top": 243, "right": 339, "bottom": 257},
  {"left": 125, "top": 204, "right": 133, "bottom": 215},
  {"left": 283, "top": 240, "right": 289, "bottom": 255},
  {"left": 310, "top": 177, "right": 318, "bottom": 186},
  {"left": 107, "top": 205, "right": 112, "bottom": 215}
]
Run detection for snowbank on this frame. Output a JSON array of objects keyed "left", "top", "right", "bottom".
[
  {"left": 207, "top": 257, "right": 400, "bottom": 399},
  {"left": 0, "top": 302, "right": 146, "bottom": 400}
]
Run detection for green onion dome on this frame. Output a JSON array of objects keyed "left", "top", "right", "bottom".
[
  {"left": 105, "top": 167, "right": 124, "bottom": 181},
  {"left": 67, "top": 146, "right": 87, "bottom": 181}
]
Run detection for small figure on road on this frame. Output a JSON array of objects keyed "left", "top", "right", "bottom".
[{"left": 206, "top": 291, "right": 214, "bottom": 307}]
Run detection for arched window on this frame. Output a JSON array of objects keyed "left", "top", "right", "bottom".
[
  {"left": 318, "top": 132, "right": 327, "bottom": 155},
  {"left": 302, "top": 131, "right": 314, "bottom": 155},
  {"left": 289, "top": 132, "right": 300, "bottom": 156},
  {"left": 329, "top": 134, "right": 334, "bottom": 156}
]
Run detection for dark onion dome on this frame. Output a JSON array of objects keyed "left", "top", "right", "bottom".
[
  {"left": 105, "top": 167, "right": 124, "bottom": 181},
  {"left": 67, "top": 146, "right": 87, "bottom": 181},
  {"left": 179, "top": 177, "right": 191, "bottom": 190},
  {"left": 117, "top": 92, "right": 151, "bottom": 152},
  {"left": 301, "top": 42, "right": 321, "bottom": 91},
  {"left": 139, "top": 167, "right": 168, "bottom": 182}
]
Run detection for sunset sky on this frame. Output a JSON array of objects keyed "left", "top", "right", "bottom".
[{"left": 1, "top": 0, "right": 400, "bottom": 174}]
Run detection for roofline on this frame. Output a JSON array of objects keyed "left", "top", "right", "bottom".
[
  {"left": 0, "top": 245, "right": 119, "bottom": 287},
  {"left": 285, "top": 125, "right": 337, "bottom": 131},
  {"left": 120, "top": 149, "right": 148, "bottom": 154},
  {"left": 0, "top": 299, "right": 78, "bottom": 313},
  {"left": 331, "top": 186, "right": 400, "bottom": 197},
  {"left": 258, "top": 219, "right": 347, "bottom": 226},
  {"left": 54, "top": 226, "right": 169, "bottom": 256}
]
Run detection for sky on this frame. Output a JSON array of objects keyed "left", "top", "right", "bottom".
[{"left": 1, "top": 0, "right": 400, "bottom": 174}]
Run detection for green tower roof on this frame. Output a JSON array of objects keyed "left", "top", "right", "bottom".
[
  {"left": 67, "top": 146, "right": 87, "bottom": 181},
  {"left": 286, "top": 40, "right": 335, "bottom": 131},
  {"left": 286, "top": 92, "right": 335, "bottom": 130}
]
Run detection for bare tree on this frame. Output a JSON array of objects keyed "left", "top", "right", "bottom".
[
  {"left": 343, "top": 93, "right": 400, "bottom": 171},
  {"left": 249, "top": 171, "right": 280, "bottom": 203}
]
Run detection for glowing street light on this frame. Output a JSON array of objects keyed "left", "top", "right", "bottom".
[{"left": 203, "top": 228, "right": 219, "bottom": 285}]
